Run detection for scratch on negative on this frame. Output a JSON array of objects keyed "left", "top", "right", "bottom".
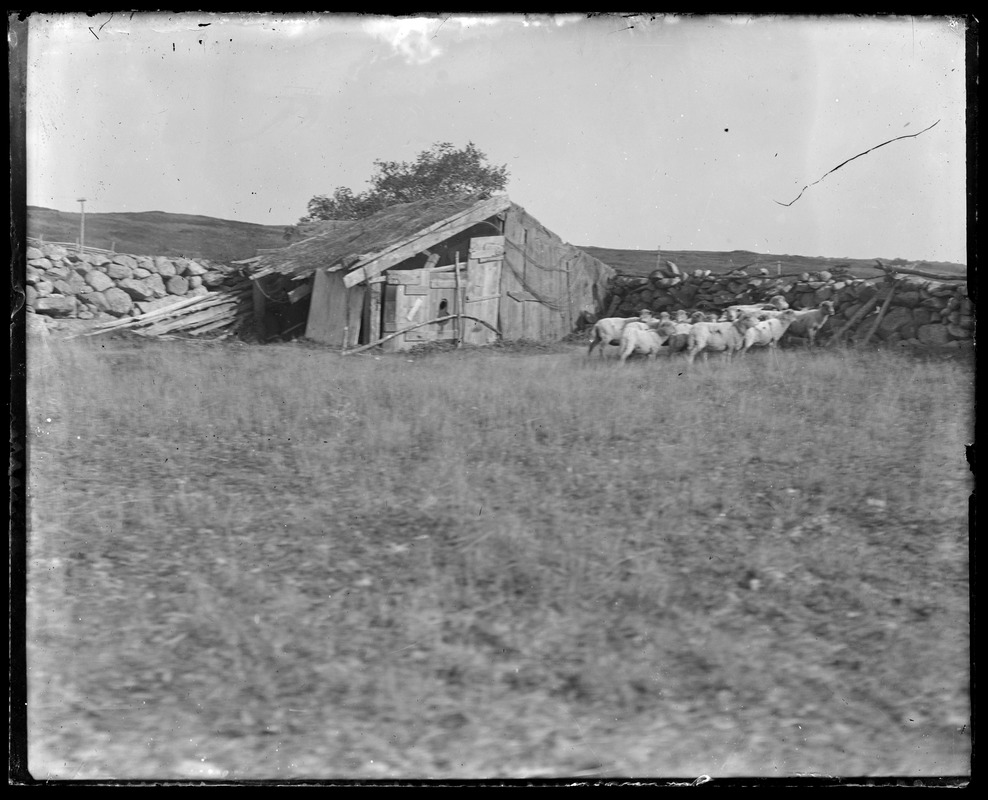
[{"left": 775, "top": 119, "right": 940, "bottom": 207}]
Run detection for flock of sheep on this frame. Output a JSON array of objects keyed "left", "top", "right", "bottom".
[{"left": 588, "top": 295, "right": 836, "bottom": 364}]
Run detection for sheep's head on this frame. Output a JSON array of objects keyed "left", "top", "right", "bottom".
[
  {"left": 674, "top": 310, "right": 689, "bottom": 322},
  {"left": 779, "top": 309, "right": 797, "bottom": 323},
  {"left": 721, "top": 307, "right": 739, "bottom": 321},
  {"left": 770, "top": 294, "right": 790, "bottom": 310},
  {"left": 736, "top": 314, "right": 758, "bottom": 331},
  {"left": 657, "top": 311, "right": 672, "bottom": 322},
  {"left": 690, "top": 311, "right": 706, "bottom": 324},
  {"left": 656, "top": 320, "right": 678, "bottom": 337},
  {"left": 819, "top": 300, "right": 835, "bottom": 316}
]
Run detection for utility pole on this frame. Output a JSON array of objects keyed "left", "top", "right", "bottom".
[{"left": 76, "top": 197, "right": 87, "bottom": 253}]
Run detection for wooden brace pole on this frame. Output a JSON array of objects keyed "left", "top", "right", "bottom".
[
  {"left": 343, "top": 314, "right": 502, "bottom": 356},
  {"left": 829, "top": 294, "right": 881, "bottom": 345},
  {"left": 858, "top": 282, "right": 899, "bottom": 347}
]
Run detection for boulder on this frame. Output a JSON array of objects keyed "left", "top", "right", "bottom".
[
  {"left": 41, "top": 244, "right": 68, "bottom": 260},
  {"left": 27, "top": 257, "right": 53, "bottom": 271},
  {"left": 911, "top": 308, "right": 932, "bottom": 327},
  {"left": 77, "top": 309, "right": 95, "bottom": 320},
  {"left": 153, "top": 257, "right": 177, "bottom": 277},
  {"left": 896, "top": 290, "right": 921, "bottom": 308},
  {"left": 111, "top": 254, "right": 139, "bottom": 271},
  {"left": 44, "top": 263, "right": 72, "bottom": 281},
  {"left": 145, "top": 273, "right": 167, "bottom": 297},
  {"left": 917, "top": 324, "right": 950, "bottom": 346},
  {"left": 106, "top": 262, "right": 134, "bottom": 280},
  {"left": 132, "top": 267, "right": 152, "bottom": 279},
  {"left": 187, "top": 285, "right": 209, "bottom": 298},
  {"left": 34, "top": 295, "right": 77, "bottom": 317},
  {"left": 201, "top": 271, "right": 227, "bottom": 287},
  {"left": 183, "top": 259, "right": 208, "bottom": 276},
  {"left": 85, "top": 270, "right": 115, "bottom": 292},
  {"left": 117, "top": 278, "right": 155, "bottom": 301},
  {"left": 878, "top": 306, "right": 913, "bottom": 334},
  {"left": 34, "top": 280, "right": 54, "bottom": 297},
  {"left": 187, "top": 275, "right": 203, "bottom": 290},
  {"left": 79, "top": 291, "right": 110, "bottom": 312},
  {"left": 102, "top": 287, "right": 134, "bottom": 316},
  {"left": 25, "top": 285, "right": 37, "bottom": 307},
  {"left": 88, "top": 253, "right": 111, "bottom": 267},
  {"left": 53, "top": 275, "right": 88, "bottom": 296},
  {"left": 26, "top": 246, "right": 43, "bottom": 260},
  {"left": 947, "top": 325, "right": 970, "bottom": 340}
]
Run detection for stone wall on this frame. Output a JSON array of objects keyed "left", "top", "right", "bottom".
[
  {"left": 599, "top": 262, "right": 972, "bottom": 349},
  {"left": 25, "top": 242, "right": 240, "bottom": 324}
]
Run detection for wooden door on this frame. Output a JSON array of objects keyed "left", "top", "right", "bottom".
[{"left": 463, "top": 236, "right": 503, "bottom": 345}]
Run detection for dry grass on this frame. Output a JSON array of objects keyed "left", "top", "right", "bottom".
[{"left": 25, "top": 334, "right": 972, "bottom": 780}]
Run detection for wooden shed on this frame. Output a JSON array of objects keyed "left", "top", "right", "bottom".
[{"left": 247, "top": 193, "right": 614, "bottom": 350}]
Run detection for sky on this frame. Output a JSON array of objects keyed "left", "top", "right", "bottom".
[{"left": 23, "top": 13, "right": 970, "bottom": 263}]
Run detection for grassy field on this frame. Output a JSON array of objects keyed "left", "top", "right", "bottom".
[{"left": 24, "top": 333, "right": 972, "bottom": 781}]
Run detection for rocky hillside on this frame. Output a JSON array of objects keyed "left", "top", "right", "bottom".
[{"left": 578, "top": 246, "right": 968, "bottom": 281}]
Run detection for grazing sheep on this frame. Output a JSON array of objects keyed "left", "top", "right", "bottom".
[
  {"left": 685, "top": 316, "right": 750, "bottom": 364},
  {"left": 587, "top": 310, "right": 658, "bottom": 357},
  {"left": 618, "top": 321, "right": 670, "bottom": 363},
  {"left": 689, "top": 311, "right": 707, "bottom": 324},
  {"left": 662, "top": 321, "right": 693, "bottom": 354},
  {"left": 783, "top": 301, "right": 836, "bottom": 347},
  {"left": 741, "top": 309, "right": 798, "bottom": 354}
]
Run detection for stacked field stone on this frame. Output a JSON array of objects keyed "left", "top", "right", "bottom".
[
  {"left": 25, "top": 244, "right": 238, "bottom": 322},
  {"left": 601, "top": 261, "right": 971, "bottom": 349}
]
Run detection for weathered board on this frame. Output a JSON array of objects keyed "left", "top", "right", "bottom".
[
  {"left": 463, "top": 236, "right": 504, "bottom": 345},
  {"left": 305, "top": 269, "right": 348, "bottom": 345}
]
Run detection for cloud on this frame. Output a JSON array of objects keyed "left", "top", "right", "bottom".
[
  {"left": 361, "top": 14, "right": 586, "bottom": 64},
  {"left": 362, "top": 17, "right": 443, "bottom": 64}
]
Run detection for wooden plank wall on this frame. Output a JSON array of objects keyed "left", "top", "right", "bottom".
[{"left": 498, "top": 204, "right": 615, "bottom": 341}]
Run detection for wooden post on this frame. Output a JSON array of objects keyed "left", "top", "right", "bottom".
[
  {"left": 858, "top": 282, "right": 899, "bottom": 348},
  {"left": 342, "top": 283, "right": 351, "bottom": 352},
  {"left": 454, "top": 251, "right": 462, "bottom": 347}
]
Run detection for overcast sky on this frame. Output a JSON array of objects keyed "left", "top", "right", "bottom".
[{"left": 25, "top": 13, "right": 969, "bottom": 263}]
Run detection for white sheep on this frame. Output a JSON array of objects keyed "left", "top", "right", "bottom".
[
  {"left": 618, "top": 321, "right": 670, "bottom": 363},
  {"left": 587, "top": 310, "right": 658, "bottom": 357},
  {"left": 741, "top": 309, "right": 798, "bottom": 354},
  {"left": 685, "top": 316, "right": 750, "bottom": 364},
  {"left": 783, "top": 301, "right": 836, "bottom": 347}
]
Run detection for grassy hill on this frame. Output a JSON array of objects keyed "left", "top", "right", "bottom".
[
  {"left": 26, "top": 206, "right": 968, "bottom": 278},
  {"left": 27, "top": 207, "right": 294, "bottom": 264}
]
